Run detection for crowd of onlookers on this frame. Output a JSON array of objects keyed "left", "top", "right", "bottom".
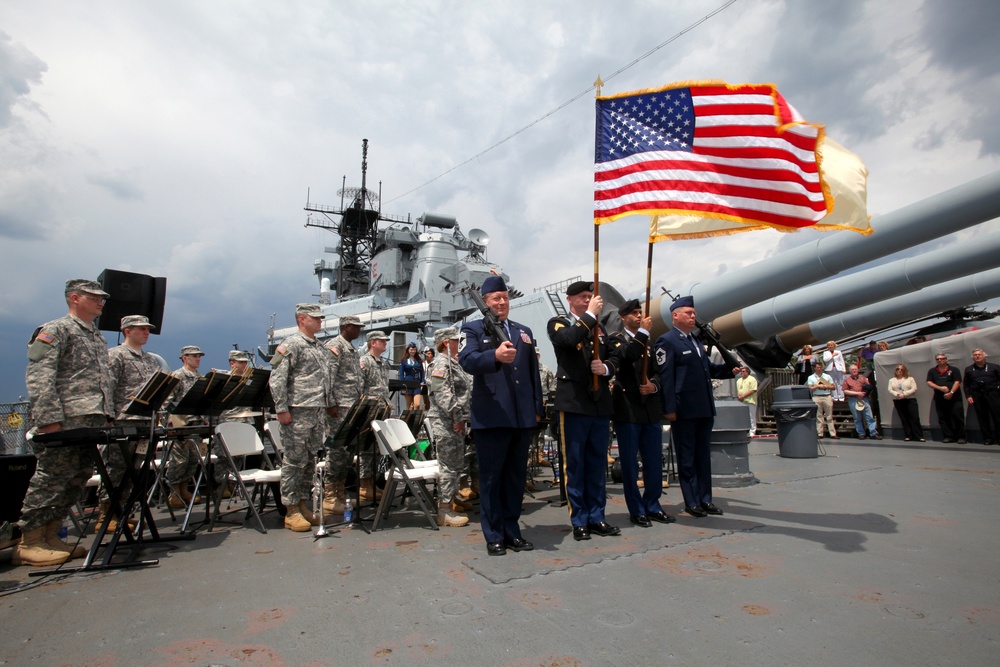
[{"left": 794, "top": 340, "right": 1000, "bottom": 445}]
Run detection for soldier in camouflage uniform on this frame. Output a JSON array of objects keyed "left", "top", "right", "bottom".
[
  {"left": 218, "top": 350, "right": 255, "bottom": 425},
  {"left": 165, "top": 345, "right": 207, "bottom": 509},
  {"left": 15, "top": 279, "right": 115, "bottom": 567},
  {"left": 358, "top": 330, "right": 390, "bottom": 501},
  {"left": 530, "top": 349, "right": 557, "bottom": 468},
  {"left": 103, "top": 315, "right": 162, "bottom": 525},
  {"left": 269, "top": 303, "right": 334, "bottom": 532},
  {"left": 322, "top": 314, "right": 364, "bottom": 514},
  {"left": 426, "top": 327, "right": 471, "bottom": 527}
]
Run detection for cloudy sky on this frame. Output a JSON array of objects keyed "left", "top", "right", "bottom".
[{"left": 2, "top": 0, "right": 999, "bottom": 402}]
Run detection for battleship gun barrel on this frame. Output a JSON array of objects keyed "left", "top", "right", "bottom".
[
  {"left": 649, "top": 170, "right": 1000, "bottom": 331},
  {"left": 713, "top": 231, "right": 1000, "bottom": 346},
  {"left": 775, "top": 266, "right": 1000, "bottom": 351}
]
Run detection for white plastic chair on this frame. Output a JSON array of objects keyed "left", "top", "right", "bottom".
[
  {"left": 211, "top": 422, "right": 281, "bottom": 533},
  {"left": 370, "top": 419, "right": 439, "bottom": 531}
]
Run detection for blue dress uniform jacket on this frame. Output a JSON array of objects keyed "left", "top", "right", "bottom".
[
  {"left": 458, "top": 319, "right": 544, "bottom": 429},
  {"left": 655, "top": 327, "right": 733, "bottom": 510},
  {"left": 459, "top": 318, "right": 543, "bottom": 545}
]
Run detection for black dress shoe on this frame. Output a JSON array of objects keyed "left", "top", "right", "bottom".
[
  {"left": 573, "top": 526, "right": 591, "bottom": 541},
  {"left": 587, "top": 521, "right": 621, "bottom": 536},
  {"left": 504, "top": 537, "right": 534, "bottom": 552},
  {"left": 647, "top": 511, "right": 677, "bottom": 524},
  {"left": 486, "top": 541, "right": 507, "bottom": 556},
  {"left": 684, "top": 505, "right": 708, "bottom": 518},
  {"left": 629, "top": 515, "right": 652, "bottom": 528},
  {"left": 701, "top": 502, "right": 724, "bottom": 515},
  {"left": 957, "top": 439, "right": 967, "bottom": 444}
]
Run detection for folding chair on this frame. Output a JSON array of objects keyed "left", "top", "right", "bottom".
[
  {"left": 370, "top": 419, "right": 440, "bottom": 531},
  {"left": 211, "top": 422, "right": 282, "bottom": 533}
]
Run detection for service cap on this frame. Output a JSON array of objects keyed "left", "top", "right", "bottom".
[
  {"left": 65, "top": 279, "right": 110, "bottom": 298},
  {"left": 366, "top": 330, "right": 389, "bottom": 342},
  {"left": 229, "top": 350, "right": 249, "bottom": 362},
  {"left": 339, "top": 314, "right": 362, "bottom": 327},
  {"left": 120, "top": 315, "right": 156, "bottom": 331},
  {"left": 180, "top": 345, "right": 204, "bottom": 357},
  {"left": 481, "top": 275, "right": 508, "bottom": 295},
  {"left": 433, "top": 327, "right": 461, "bottom": 344},
  {"left": 670, "top": 295, "right": 695, "bottom": 312},
  {"left": 295, "top": 303, "right": 325, "bottom": 318}
]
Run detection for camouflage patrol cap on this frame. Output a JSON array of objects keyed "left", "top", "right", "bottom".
[
  {"left": 295, "top": 303, "right": 324, "bottom": 318},
  {"left": 120, "top": 314, "right": 156, "bottom": 331},
  {"left": 366, "top": 330, "right": 389, "bottom": 342},
  {"left": 339, "top": 314, "right": 363, "bottom": 327},
  {"left": 65, "top": 279, "right": 110, "bottom": 298},
  {"left": 229, "top": 350, "right": 250, "bottom": 362},
  {"left": 433, "top": 327, "right": 461, "bottom": 345},
  {"left": 180, "top": 345, "right": 205, "bottom": 357}
]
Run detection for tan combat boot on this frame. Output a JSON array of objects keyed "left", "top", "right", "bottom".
[
  {"left": 298, "top": 501, "right": 321, "bottom": 526},
  {"left": 284, "top": 507, "right": 311, "bottom": 532},
  {"left": 436, "top": 503, "right": 469, "bottom": 527},
  {"left": 323, "top": 483, "right": 345, "bottom": 514},
  {"left": 359, "top": 477, "right": 383, "bottom": 502},
  {"left": 451, "top": 497, "right": 473, "bottom": 513},
  {"left": 168, "top": 484, "right": 187, "bottom": 509},
  {"left": 44, "top": 520, "right": 87, "bottom": 559},
  {"left": 12, "top": 526, "right": 70, "bottom": 567}
]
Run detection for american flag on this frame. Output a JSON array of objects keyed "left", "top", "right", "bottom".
[{"left": 594, "top": 82, "right": 831, "bottom": 229}]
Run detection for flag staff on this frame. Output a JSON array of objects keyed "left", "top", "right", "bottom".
[{"left": 592, "top": 75, "right": 605, "bottom": 393}]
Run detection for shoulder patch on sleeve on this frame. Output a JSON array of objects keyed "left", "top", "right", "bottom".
[
  {"left": 431, "top": 368, "right": 446, "bottom": 379},
  {"left": 458, "top": 332, "right": 467, "bottom": 353},
  {"left": 656, "top": 348, "right": 667, "bottom": 366},
  {"left": 553, "top": 322, "right": 566, "bottom": 332},
  {"left": 276, "top": 344, "right": 288, "bottom": 355},
  {"left": 36, "top": 332, "right": 55, "bottom": 345},
  {"left": 329, "top": 347, "right": 340, "bottom": 356}
]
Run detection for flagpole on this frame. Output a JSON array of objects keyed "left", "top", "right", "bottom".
[
  {"left": 641, "top": 240, "right": 654, "bottom": 384},
  {"left": 592, "top": 74, "right": 605, "bottom": 394}
]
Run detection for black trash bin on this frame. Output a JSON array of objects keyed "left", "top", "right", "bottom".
[{"left": 772, "top": 386, "right": 818, "bottom": 458}]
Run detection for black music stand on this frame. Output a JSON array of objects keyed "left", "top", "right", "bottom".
[
  {"left": 325, "top": 397, "right": 385, "bottom": 534},
  {"left": 171, "top": 371, "right": 237, "bottom": 533},
  {"left": 31, "top": 371, "right": 186, "bottom": 576}
]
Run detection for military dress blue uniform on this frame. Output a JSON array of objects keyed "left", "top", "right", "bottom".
[
  {"left": 459, "top": 311, "right": 543, "bottom": 550},
  {"left": 655, "top": 324, "right": 732, "bottom": 513},
  {"left": 548, "top": 303, "right": 621, "bottom": 535}
]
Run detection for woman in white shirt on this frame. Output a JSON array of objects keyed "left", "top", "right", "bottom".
[
  {"left": 823, "top": 341, "right": 847, "bottom": 401},
  {"left": 888, "top": 364, "right": 924, "bottom": 441}
]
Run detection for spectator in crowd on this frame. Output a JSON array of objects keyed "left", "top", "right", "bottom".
[
  {"left": 843, "top": 364, "right": 880, "bottom": 440},
  {"left": 735, "top": 366, "right": 758, "bottom": 437},
  {"left": 926, "top": 353, "right": 966, "bottom": 444},
  {"left": 806, "top": 361, "right": 838, "bottom": 438},
  {"left": 794, "top": 345, "right": 816, "bottom": 384},
  {"left": 823, "top": 341, "right": 847, "bottom": 401},
  {"left": 398, "top": 342, "right": 425, "bottom": 410},
  {"left": 888, "top": 364, "right": 924, "bottom": 442},
  {"left": 964, "top": 349, "right": 1000, "bottom": 446}
]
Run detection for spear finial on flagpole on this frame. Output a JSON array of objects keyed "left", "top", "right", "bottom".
[{"left": 594, "top": 75, "right": 604, "bottom": 98}]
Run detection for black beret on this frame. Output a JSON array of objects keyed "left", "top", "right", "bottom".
[
  {"left": 566, "top": 280, "right": 594, "bottom": 296},
  {"left": 618, "top": 298, "right": 641, "bottom": 317},
  {"left": 669, "top": 295, "right": 694, "bottom": 312}
]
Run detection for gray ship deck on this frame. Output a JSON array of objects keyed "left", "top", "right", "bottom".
[{"left": 2, "top": 435, "right": 998, "bottom": 666}]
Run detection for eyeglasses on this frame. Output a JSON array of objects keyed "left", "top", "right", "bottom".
[
  {"left": 77, "top": 293, "right": 107, "bottom": 304},
  {"left": 935, "top": 357, "right": 947, "bottom": 361}
]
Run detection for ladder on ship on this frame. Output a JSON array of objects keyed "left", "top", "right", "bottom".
[{"left": 545, "top": 290, "right": 568, "bottom": 318}]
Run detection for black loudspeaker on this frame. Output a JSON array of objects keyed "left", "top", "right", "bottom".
[
  {"left": 0, "top": 454, "right": 36, "bottom": 523},
  {"left": 96, "top": 269, "right": 167, "bottom": 334}
]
